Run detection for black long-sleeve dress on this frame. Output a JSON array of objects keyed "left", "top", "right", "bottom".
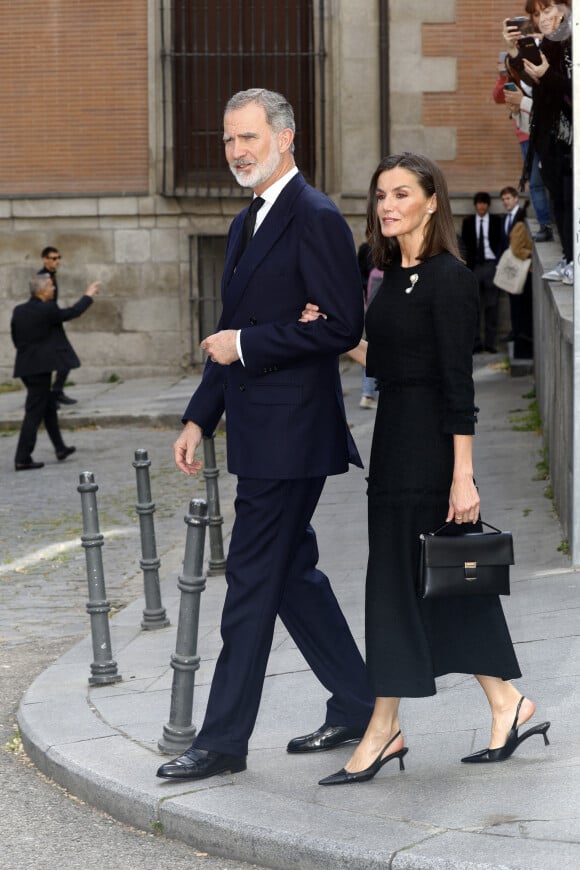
[{"left": 364, "top": 252, "right": 521, "bottom": 697}]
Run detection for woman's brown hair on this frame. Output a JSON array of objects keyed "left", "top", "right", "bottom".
[{"left": 366, "top": 152, "right": 461, "bottom": 269}]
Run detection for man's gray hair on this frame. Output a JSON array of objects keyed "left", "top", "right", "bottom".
[
  {"left": 225, "top": 88, "right": 296, "bottom": 151},
  {"left": 29, "top": 275, "right": 52, "bottom": 296}
]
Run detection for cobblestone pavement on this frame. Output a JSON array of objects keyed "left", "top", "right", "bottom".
[
  {"left": 1, "top": 425, "right": 236, "bottom": 648},
  {"left": 1, "top": 423, "right": 261, "bottom": 870}
]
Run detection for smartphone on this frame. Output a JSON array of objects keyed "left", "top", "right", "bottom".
[
  {"left": 503, "top": 82, "right": 518, "bottom": 92},
  {"left": 518, "top": 36, "right": 542, "bottom": 65},
  {"left": 507, "top": 16, "right": 528, "bottom": 29}
]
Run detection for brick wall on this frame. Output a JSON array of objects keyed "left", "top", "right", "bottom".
[
  {"left": 423, "top": 0, "right": 524, "bottom": 193},
  {"left": 1, "top": 0, "right": 148, "bottom": 196}
]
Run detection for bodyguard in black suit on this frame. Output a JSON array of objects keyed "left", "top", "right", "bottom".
[
  {"left": 38, "top": 246, "right": 79, "bottom": 405},
  {"left": 157, "top": 89, "right": 373, "bottom": 783},
  {"left": 11, "top": 275, "right": 100, "bottom": 470},
  {"left": 461, "top": 192, "right": 502, "bottom": 353}
]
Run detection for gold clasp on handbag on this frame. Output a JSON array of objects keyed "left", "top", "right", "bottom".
[{"left": 464, "top": 561, "right": 477, "bottom": 581}]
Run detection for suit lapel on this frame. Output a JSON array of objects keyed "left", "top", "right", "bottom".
[{"left": 221, "top": 174, "right": 306, "bottom": 326}]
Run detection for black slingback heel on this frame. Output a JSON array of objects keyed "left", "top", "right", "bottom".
[
  {"left": 461, "top": 696, "right": 551, "bottom": 763},
  {"left": 318, "top": 730, "right": 408, "bottom": 785}
]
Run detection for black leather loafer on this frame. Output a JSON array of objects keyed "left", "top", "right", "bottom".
[
  {"left": 54, "top": 392, "right": 78, "bottom": 405},
  {"left": 15, "top": 461, "right": 45, "bottom": 471},
  {"left": 156, "top": 747, "right": 247, "bottom": 781},
  {"left": 287, "top": 724, "right": 366, "bottom": 754},
  {"left": 56, "top": 446, "right": 76, "bottom": 461}
]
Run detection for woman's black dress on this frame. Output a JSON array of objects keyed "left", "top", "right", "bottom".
[{"left": 364, "top": 252, "right": 521, "bottom": 697}]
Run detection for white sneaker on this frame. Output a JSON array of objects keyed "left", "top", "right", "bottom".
[
  {"left": 542, "top": 255, "right": 567, "bottom": 280},
  {"left": 561, "top": 262, "right": 574, "bottom": 285},
  {"left": 359, "top": 395, "right": 377, "bottom": 410}
]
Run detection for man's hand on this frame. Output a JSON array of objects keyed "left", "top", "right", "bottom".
[
  {"left": 200, "top": 330, "right": 239, "bottom": 365},
  {"left": 173, "top": 421, "right": 204, "bottom": 475},
  {"left": 85, "top": 281, "right": 101, "bottom": 297}
]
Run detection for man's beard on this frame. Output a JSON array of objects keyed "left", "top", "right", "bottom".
[{"left": 229, "top": 137, "right": 281, "bottom": 188}]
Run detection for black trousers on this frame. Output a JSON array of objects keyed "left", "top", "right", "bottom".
[
  {"left": 15, "top": 373, "right": 66, "bottom": 464},
  {"left": 473, "top": 260, "right": 499, "bottom": 349},
  {"left": 538, "top": 140, "right": 572, "bottom": 263},
  {"left": 193, "top": 476, "right": 374, "bottom": 757},
  {"left": 52, "top": 368, "right": 70, "bottom": 395}
]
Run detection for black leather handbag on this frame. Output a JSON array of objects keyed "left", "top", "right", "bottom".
[{"left": 417, "top": 520, "right": 514, "bottom": 599}]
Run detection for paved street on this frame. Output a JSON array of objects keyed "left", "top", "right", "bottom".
[
  {"left": 2, "top": 360, "right": 579, "bottom": 869},
  {"left": 0, "top": 415, "right": 259, "bottom": 869}
]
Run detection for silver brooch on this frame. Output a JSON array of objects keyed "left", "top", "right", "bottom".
[{"left": 405, "top": 274, "right": 419, "bottom": 294}]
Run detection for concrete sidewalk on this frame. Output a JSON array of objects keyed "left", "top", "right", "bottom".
[{"left": 8, "top": 359, "right": 580, "bottom": 870}]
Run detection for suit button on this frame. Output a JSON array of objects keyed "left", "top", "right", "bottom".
[
  {"left": 239, "top": 384, "right": 245, "bottom": 391},
  {"left": 249, "top": 317, "right": 257, "bottom": 325}
]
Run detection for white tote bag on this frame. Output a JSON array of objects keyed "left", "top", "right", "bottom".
[{"left": 493, "top": 248, "right": 531, "bottom": 295}]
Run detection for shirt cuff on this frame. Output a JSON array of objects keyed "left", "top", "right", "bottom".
[{"left": 236, "top": 329, "right": 245, "bottom": 366}]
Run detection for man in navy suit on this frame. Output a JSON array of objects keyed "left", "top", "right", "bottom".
[
  {"left": 11, "top": 274, "right": 100, "bottom": 470},
  {"left": 157, "top": 89, "right": 373, "bottom": 783},
  {"left": 499, "top": 186, "right": 532, "bottom": 355}
]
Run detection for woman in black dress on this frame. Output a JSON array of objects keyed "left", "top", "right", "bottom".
[{"left": 302, "top": 153, "right": 550, "bottom": 785}]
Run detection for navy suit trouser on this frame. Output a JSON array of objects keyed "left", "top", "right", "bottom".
[
  {"left": 15, "top": 373, "right": 66, "bottom": 464},
  {"left": 193, "top": 475, "right": 373, "bottom": 757}
]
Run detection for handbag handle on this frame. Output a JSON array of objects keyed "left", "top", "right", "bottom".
[{"left": 427, "top": 519, "right": 503, "bottom": 537}]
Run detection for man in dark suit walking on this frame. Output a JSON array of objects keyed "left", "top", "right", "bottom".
[
  {"left": 11, "top": 274, "right": 100, "bottom": 470},
  {"left": 461, "top": 192, "right": 502, "bottom": 353},
  {"left": 157, "top": 88, "right": 373, "bottom": 783},
  {"left": 38, "top": 246, "right": 79, "bottom": 406}
]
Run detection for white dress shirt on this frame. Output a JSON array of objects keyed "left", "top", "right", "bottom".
[{"left": 235, "top": 166, "right": 300, "bottom": 364}]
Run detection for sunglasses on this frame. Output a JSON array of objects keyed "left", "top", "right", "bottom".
[{"left": 47, "top": 255, "right": 61, "bottom": 260}]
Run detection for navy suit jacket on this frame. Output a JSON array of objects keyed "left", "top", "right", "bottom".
[
  {"left": 11, "top": 294, "right": 92, "bottom": 378},
  {"left": 183, "top": 172, "right": 364, "bottom": 479},
  {"left": 499, "top": 207, "right": 526, "bottom": 255}
]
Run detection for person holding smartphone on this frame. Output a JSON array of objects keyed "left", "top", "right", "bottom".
[
  {"left": 492, "top": 50, "right": 552, "bottom": 244},
  {"left": 507, "top": 3, "right": 572, "bottom": 284}
]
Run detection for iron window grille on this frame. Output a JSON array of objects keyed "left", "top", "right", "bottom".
[{"left": 160, "top": 0, "right": 326, "bottom": 196}]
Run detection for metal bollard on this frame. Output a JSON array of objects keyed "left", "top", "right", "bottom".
[
  {"left": 158, "top": 498, "right": 208, "bottom": 754},
  {"left": 77, "top": 472, "right": 122, "bottom": 686},
  {"left": 132, "top": 449, "right": 170, "bottom": 630},
  {"left": 202, "top": 435, "right": 227, "bottom": 575}
]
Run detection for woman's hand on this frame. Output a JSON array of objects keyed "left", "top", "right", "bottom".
[
  {"left": 502, "top": 18, "right": 522, "bottom": 56},
  {"left": 299, "top": 302, "right": 327, "bottom": 322},
  {"left": 447, "top": 435, "right": 479, "bottom": 524},
  {"left": 522, "top": 51, "right": 549, "bottom": 83},
  {"left": 447, "top": 473, "right": 480, "bottom": 525},
  {"left": 298, "top": 302, "right": 367, "bottom": 367},
  {"left": 503, "top": 85, "right": 523, "bottom": 112}
]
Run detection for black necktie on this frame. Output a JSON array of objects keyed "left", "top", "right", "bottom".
[
  {"left": 238, "top": 196, "right": 265, "bottom": 261},
  {"left": 477, "top": 218, "right": 485, "bottom": 263},
  {"left": 505, "top": 214, "right": 513, "bottom": 237}
]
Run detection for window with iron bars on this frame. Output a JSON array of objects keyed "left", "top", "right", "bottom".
[{"left": 160, "top": 0, "right": 326, "bottom": 196}]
